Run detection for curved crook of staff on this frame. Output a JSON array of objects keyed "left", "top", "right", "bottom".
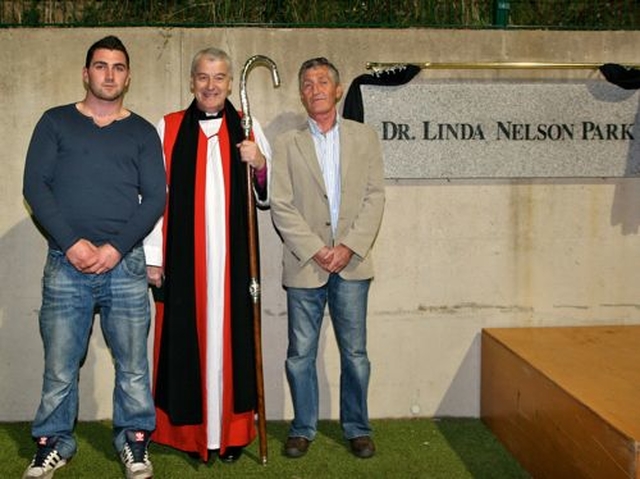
[{"left": 239, "top": 54, "right": 280, "bottom": 466}]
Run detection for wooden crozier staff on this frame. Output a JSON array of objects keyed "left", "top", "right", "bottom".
[{"left": 239, "top": 54, "right": 280, "bottom": 465}]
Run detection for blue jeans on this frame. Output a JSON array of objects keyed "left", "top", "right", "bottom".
[
  {"left": 285, "top": 274, "right": 372, "bottom": 441},
  {"left": 31, "top": 246, "right": 155, "bottom": 458}
]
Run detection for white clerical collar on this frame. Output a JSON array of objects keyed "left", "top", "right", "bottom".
[{"left": 201, "top": 110, "right": 223, "bottom": 121}]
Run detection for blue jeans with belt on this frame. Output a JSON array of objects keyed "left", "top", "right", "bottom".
[
  {"left": 31, "top": 246, "right": 156, "bottom": 458},
  {"left": 285, "top": 273, "right": 372, "bottom": 441}
]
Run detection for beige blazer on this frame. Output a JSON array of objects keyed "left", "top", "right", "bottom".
[{"left": 271, "top": 118, "right": 385, "bottom": 288}]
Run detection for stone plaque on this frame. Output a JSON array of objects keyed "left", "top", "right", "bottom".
[{"left": 361, "top": 81, "right": 640, "bottom": 178}]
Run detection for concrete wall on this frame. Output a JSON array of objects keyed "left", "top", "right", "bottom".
[{"left": 1, "top": 27, "right": 640, "bottom": 422}]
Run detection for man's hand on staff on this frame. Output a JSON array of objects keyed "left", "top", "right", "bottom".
[{"left": 237, "top": 140, "right": 266, "bottom": 171}]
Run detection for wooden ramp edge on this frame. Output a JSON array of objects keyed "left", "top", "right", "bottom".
[{"left": 481, "top": 325, "right": 640, "bottom": 479}]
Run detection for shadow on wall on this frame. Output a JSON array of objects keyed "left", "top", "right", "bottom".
[
  {"left": 434, "top": 333, "right": 481, "bottom": 419},
  {"left": 263, "top": 111, "right": 306, "bottom": 143},
  {"left": 0, "top": 217, "right": 48, "bottom": 421},
  {"left": 255, "top": 211, "right": 290, "bottom": 422},
  {"left": 433, "top": 333, "right": 499, "bottom": 477},
  {"left": 604, "top": 88, "right": 640, "bottom": 234},
  {"left": 0, "top": 216, "right": 105, "bottom": 422}
]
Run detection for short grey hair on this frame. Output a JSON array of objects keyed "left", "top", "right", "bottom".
[
  {"left": 190, "top": 47, "right": 233, "bottom": 78},
  {"left": 298, "top": 57, "right": 340, "bottom": 91}
]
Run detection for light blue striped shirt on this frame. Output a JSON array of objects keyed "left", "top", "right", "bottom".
[{"left": 308, "top": 115, "right": 341, "bottom": 237}]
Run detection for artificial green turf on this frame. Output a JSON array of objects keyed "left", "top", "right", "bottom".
[{"left": 2, "top": 418, "right": 530, "bottom": 478}]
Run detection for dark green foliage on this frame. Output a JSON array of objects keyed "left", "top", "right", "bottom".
[{"left": 0, "top": 1, "right": 638, "bottom": 29}]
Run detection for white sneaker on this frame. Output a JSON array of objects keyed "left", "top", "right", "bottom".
[
  {"left": 120, "top": 430, "right": 153, "bottom": 479},
  {"left": 22, "top": 436, "right": 68, "bottom": 479}
]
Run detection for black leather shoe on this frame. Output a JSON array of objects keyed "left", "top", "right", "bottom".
[
  {"left": 284, "top": 436, "right": 310, "bottom": 458},
  {"left": 350, "top": 436, "right": 375, "bottom": 459},
  {"left": 219, "top": 446, "right": 243, "bottom": 463}
]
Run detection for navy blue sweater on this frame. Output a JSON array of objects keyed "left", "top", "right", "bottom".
[{"left": 23, "top": 104, "right": 166, "bottom": 255}]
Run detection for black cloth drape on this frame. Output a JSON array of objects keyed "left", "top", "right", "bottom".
[
  {"left": 600, "top": 63, "right": 640, "bottom": 90},
  {"left": 343, "top": 64, "right": 421, "bottom": 123}
]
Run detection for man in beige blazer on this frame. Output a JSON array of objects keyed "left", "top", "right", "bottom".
[{"left": 271, "top": 57, "right": 385, "bottom": 460}]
